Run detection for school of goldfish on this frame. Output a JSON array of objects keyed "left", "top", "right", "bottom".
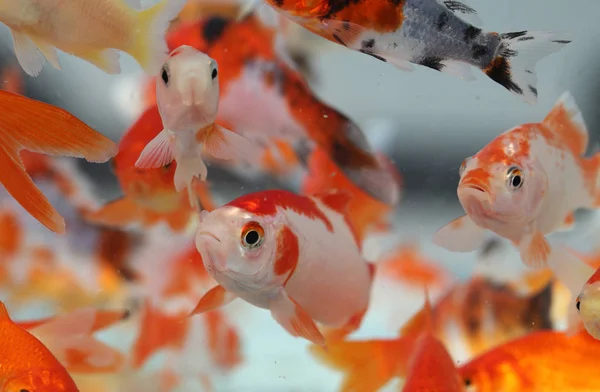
[{"left": 0, "top": 0, "right": 598, "bottom": 391}]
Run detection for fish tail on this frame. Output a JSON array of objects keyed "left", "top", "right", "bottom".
[
  {"left": 29, "top": 308, "right": 129, "bottom": 373},
  {"left": 326, "top": 122, "right": 401, "bottom": 207},
  {"left": 204, "top": 310, "right": 243, "bottom": 370},
  {"left": 483, "top": 31, "right": 572, "bottom": 104},
  {"left": 309, "top": 339, "right": 407, "bottom": 392},
  {"left": 130, "top": 0, "right": 187, "bottom": 75},
  {"left": 131, "top": 299, "right": 190, "bottom": 368}
]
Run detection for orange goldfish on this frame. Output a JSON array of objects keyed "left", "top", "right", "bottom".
[
  {"left": 575, "top": 262, "right": 600, "bottom": 340},
  {"left": 434, "top": 92, "right": 600, "bottom": 268},
  {"left": 85, "top": 105, "right": 216, "bottom": 232},
  {"left": 302, "top": 146, "right": 400, "bottom": 242},
  {"left": 0, "top": 91, "right": 116, "bottom": 233},
  {"left": 459, "top": 329, "right": 600, "bottom": 391},
  {"left": 144, "top": 14, "right": 400, "bottom": 207},
  {"left": 192, "top": 189, "right": 375, "bottom": 346},
  {"left": 265, "top": 0, "right": 570, "bottom": 104},
  {"left": 0, "top": 302, "right": 80, "bottom": 392},
  {"left": 310, "top": 293, "right": 463, "bottom": 392}
]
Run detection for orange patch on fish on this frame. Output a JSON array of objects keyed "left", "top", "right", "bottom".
[
  {"left": 274, "top": 226, "right": 299, "bottom": 278},
  {"left": 205, "top": 310, "right": 242, "bottom": 370}
]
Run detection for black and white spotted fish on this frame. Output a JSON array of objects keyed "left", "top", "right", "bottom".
[{"left": 264, "top": 0, "right": 572, "bottom": 104}]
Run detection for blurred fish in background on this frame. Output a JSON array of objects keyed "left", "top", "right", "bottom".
[{"left": 1, "top": 0, "right": 600, "bottom": 391}]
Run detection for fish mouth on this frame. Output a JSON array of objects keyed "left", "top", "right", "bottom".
[{"left": 197, "top": 231, "right": 221, "bottom": 243}]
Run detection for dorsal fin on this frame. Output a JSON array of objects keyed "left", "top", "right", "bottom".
[
  {"left": 400, "top": 287, "right": 434, "bottom": 337},
  {"left": 0, "top": 302, "right": 10, "bottom": 321},
  {"left": 438, "top": 0, "right": 483, "bottom": 26},
  {"left": 312, "top": 189, "right": 352, "bottom": 216},
  {"left": 542, "top": 92, "right": 589, "bottom": 156}
]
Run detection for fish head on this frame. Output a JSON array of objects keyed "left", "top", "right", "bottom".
[
  {"left": 3, "top": 369, "right": 78, "bottom": 392},
  {"left": 457, "top": 135, "right": 547, "bottom": 230},
  {"left": 156, "top": 45, "right": 220, "bottom": 131},
  {"left": 195, "top": 205, "right": 286, "bottom": 285},
  {"left": 266, "top": 0, "right": 329, "bottom": 17},
  {"left": 577, "top": 279, "right": 600, "bottom": 340},
  {"left": 459, "top": 364, "right": 497, "bottom": 392}
]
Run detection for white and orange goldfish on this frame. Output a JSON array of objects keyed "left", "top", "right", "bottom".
[
  {"left": 434, "top": 92, "right": 600, "bottom": 268},
  {"left": 191, "top": 189, "right": 375, "bottom": 346},
  {"left": 0, "top": 0, "right": 187, "bottom": 77},
  {"left": 135, "top": 45, "right": 258, "bottom": 208}
]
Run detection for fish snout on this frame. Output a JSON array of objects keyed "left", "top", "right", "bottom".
[{"left": 457, "top": 183, "right": 493, "bottom": 219}]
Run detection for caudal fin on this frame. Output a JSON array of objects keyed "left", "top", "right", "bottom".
[
  {"left": 131, "top": 0, "right": 187, "bottom": 75},
  {"left": 483, "top": 31, "right": 571, "bottom": 104},
  {"left": 0, "top": 91, "right": 117, "bottom": 233},
  {"left": 26, "top": 307, "right": 129, "bottom": 373}
]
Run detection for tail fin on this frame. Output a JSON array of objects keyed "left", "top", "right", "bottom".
[
  {"left": 26, "top": 307, "right": 128, "bottom": 373},
  {"left": 131, "top": 0, "right": 187, "bottom": 75},
  {"left": 483, "top": 31, "right": 571, "bottom": 104},
  {"left": 131, "top": 299, "right": 191, "bottom": 368},
  {"left": 0, "top": 91, "right": 117, "bottom": 233},
  {"left": 309, "top": 338, "right": 410, "bottom": 392},
  {"left": 204, "top": 310, "right": 243, "bottom": 370}
]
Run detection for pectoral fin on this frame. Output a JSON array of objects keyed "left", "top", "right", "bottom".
[
  {"left": 11, "top": 31, "right": 45, "bottom": 77},
  {"left": 189, "top": 285, "right": 237, "bottom": 316},
  {"left": 270, "top": 290, "right": 325, "bottom": 347},
  {"left": 517, "top": 230, "right": 551, "bottom": 268},
  {"left": 432, "top": 215, "right": 486, "bottom": 252}
]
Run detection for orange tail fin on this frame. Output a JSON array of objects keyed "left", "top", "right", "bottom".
[
  {"left": 131, "top": 299, "right": 191, "bottom": 368},
  {"left": 0, "top": 91, "right": 117, "bottom": 233},
  {"left": 22, "top": 307, "right": 128, "bottom": 373},
  {"left": 204, "top": 310, "right": 243, "bottom": 370}
]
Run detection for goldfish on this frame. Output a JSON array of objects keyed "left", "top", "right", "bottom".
[
  {"left": 0, "top": 301, "right": 79, "bottom": 392},
  {"left": 302, "top": 146, "right": 399, "bottom": 242},
  {"left": 575, "top": 263, "right": 600, "bottom": 340},
  {"left": 310, "top": 292, "right": 463, "bottom": 392},
  {"left": 135, "top": 45, "right": 258, "bottom": 209},
  {"left": 0, "top": 0, "right": 187, "bottom": 77},
  {"left": 191, "top": 189, "right": 375, "bottom": 346},
  {"left": 0, "top": 91, "right": 116, "bottom": 234},
  {"left": 85, "top": 105, "right": 216, "bottom": 232},
  {"left": 264, "top": 0, "right": 571, "bottom": 104},
  {"left": 459, "top": 329, "right": 600, "bottom": 391},
  {"left": 433, "top": 92, "right": 600, "bottom": 268},
  {"left": 144, "top": 13, "right": 400, "bottom": 207}
]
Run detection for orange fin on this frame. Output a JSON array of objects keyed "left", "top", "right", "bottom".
[
  {"left": 131, "top": 299, "right": 190, "bottom": 368},
  {"left": 312, "top": 189, "right": 353, "bottom": 216},
  {"left": 542, "top": 92, "right": 588, "bottom": 155},
  {"left": 270, "top": 290, "right": 325, "bottom": 347},
  {"left": 433, "top": 215, "right": 486, "bottom": 252},
  {"left": 0, "top": 91, "right": 116, "bottom": 232},
  {"left": 517, "top": 230, "right": 551, "bottom": 268},
  {"left": 189, "top": 285, "right": 237, "bottom": 316},
  {"left": 204, "top": 310, "right": 243, "bottom": 370},
  {"left": 27, "top": 307, "right": 128, "bottom": 373}
]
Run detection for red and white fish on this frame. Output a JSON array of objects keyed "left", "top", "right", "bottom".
[
  {"left": 433, "top": 92, "right": 600, "bottom": 268},
  {"left": 135, "top": 45, "right": 257, "bottom": 208},
  {"left": 191, "top": 189, "right": 375, "bottom": 346}
]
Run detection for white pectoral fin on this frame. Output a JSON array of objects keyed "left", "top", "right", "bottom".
[
  {"left": 438, "top": 60, "right": 476, "bottom": 81},
  {"left": 11, "top": 31, "right": 46, "bottom": 77},
  {"left": 516, "top": 230, "right": 552, "bottom": 269},
  {"left": 189, "top": 285, "right": 237, "bottom": 316},
  {"left": 203, "top": 124, "right": 260, "bottom": 164},
  {"left": 432, "top": 215, "right": 486, "bottom": 252},
  {"left": 270, "top": 290, "right": 325, "bottom": 347},
  {"left": 135, "top": 129, "right": 174, "bottom": 169},
  {"left": 28, "top": 36, "right": 61, "bottom": 70}
]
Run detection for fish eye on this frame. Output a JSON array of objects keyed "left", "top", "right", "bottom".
[
  {"left": 464, "top": 378, "right": 472, "bottom": 386},
  {"left": 161, "top": 65, "right": 169, "bottom": 86},
  {"left": 506, "top": 166, "right": 524, "bottom": 190},
  {"left": 211, "top": 68, "right": 218, "bottom": 80},
  {"left": 241, "top": 222, "right": 264, "bottom": 249},
  {"left": 576, "top": 298, "right": 581, "bottom": 312}
]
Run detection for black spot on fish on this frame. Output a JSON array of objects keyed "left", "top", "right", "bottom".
[
  {"left": 552, "top": 40, "right": 572, "bottom": 44},
  {"left": 202, "top": 17, "right": 230, "bottom": 46},
  {"left": 485, "top": 56, "right": 523, "bottom": 95},
  {"left": 362, "top": 39, "right": 375, "bottom": 49},
  {"left": 272, "top": 0, "right": 283, "bottom": 6},
  {"left": 333, "top": 33, "right": 347, "bottom": 46},
  {"left": 528, "top": 85, "right": 538, "bottom": 97},
  {"left": 324, "top": 0, "right": 363, "bottom": 18},
  {"left": 479, "top": 238, "right": 504, "bottom": 258},
  {"left": 518, "top": 36, "right": 534, "bottom": 42},
  {"left": 444, "top": 0, "right": 477, "bottom": 14},
  {"left": 471, "top": 44, "right": 488, "bottom": 59},
  {"left": 525, "top": 69, "right": 533, "bottom": 74},
  {"left": 501, "top": 31, "right": 528, "bottom": 40},
  {"left": 389, "top": 0, "right": 404, "bottom": 6},
  {"left": 437, "top": 12, "right": 449, "bottom": 30},
  {"left": 419, "top": 56, "right": 445, "bottom": 71},
  {"left": 463, "top": 26, "right": 481, "bottom": 43},
  {"left": 360, "top": 50, "right": 387, "bottom": 63}
]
